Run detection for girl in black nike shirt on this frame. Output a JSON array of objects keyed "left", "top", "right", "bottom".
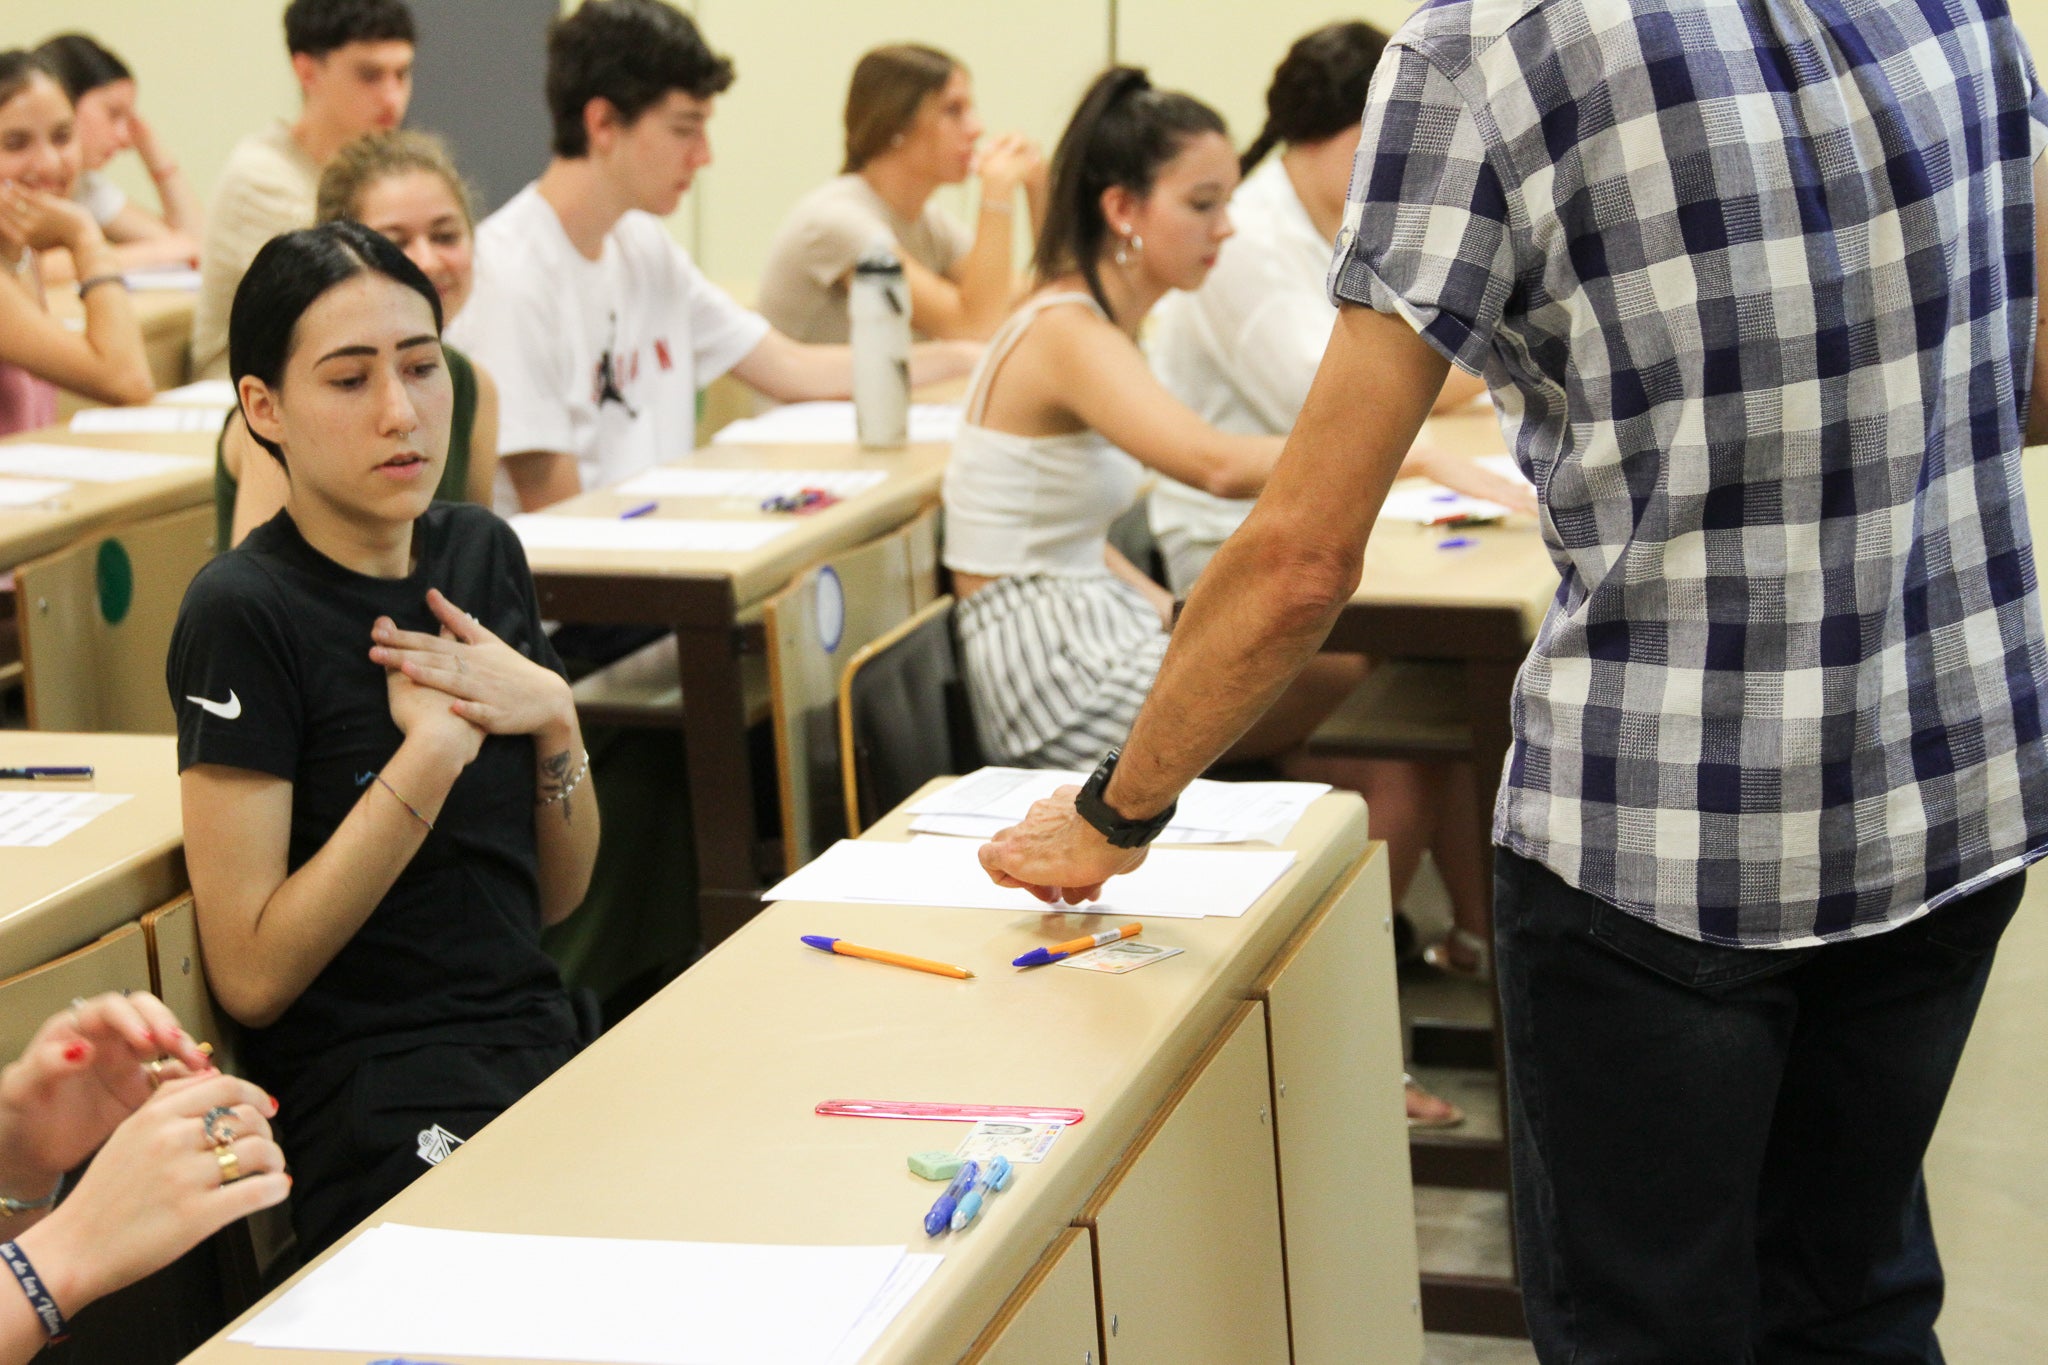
[{"left": 167, "top": 222, "right": 600, "bottom": 1259}]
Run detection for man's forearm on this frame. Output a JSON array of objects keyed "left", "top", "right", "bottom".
[{"left": 1103, "top": 524, "right": 1357, "bottom": 818}]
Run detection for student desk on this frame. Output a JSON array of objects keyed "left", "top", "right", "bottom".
[
  {"left": 522, "top": 440, "right": 950, "bottom": 943},
  {"left": 48, "top": 285, "right": 197, "bottom": 398},
  {"left": 0, "top": 420, "right": 216, "bottom": 571},
  {"left": 0, "top": 732, "right": 184, "bottom": 981},
  {"left": 184, "top": 787, "right": 1423, "bottom": 1365}
]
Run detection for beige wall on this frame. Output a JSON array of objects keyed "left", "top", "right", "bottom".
[
  {"left": 1, "top": 1, "right": 300, "bottom": 216},
  {"left": 9, "top": 0, "right": 2048, "bottom": 288}
]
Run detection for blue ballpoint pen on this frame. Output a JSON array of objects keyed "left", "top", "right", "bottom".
[
  {"left": 949, "top": 1155, "right": 1015, "bottom": 1232},
  {"left": 923, "top": 1159, "right": 980, "bottom": 1236},
  {"left": 619, "top": 500, "right": 659, "bottom": 519}
]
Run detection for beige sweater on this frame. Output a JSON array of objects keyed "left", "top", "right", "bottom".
[{"left": 190, "top": 122, "right": 318, "bottom": 379}]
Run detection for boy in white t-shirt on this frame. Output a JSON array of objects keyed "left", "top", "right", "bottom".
[{"left": 452, "top": 0, "right": 975, "bottom": 513}]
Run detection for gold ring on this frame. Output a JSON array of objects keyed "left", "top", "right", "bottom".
[
  {"left": 143, "top": 1057, "right": 168, "bottom": 1089},
  {"left": 214, "top": 1143, "right": 240, "bottom": 1185}
]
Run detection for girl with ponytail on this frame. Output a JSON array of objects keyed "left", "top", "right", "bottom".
[{"left": 1146, "top": 25, "right": 1523, "bottom": 994}]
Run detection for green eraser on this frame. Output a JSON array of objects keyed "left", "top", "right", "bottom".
[{"left": 909, "top": 1150, "right": 965, "bottom": 1181}]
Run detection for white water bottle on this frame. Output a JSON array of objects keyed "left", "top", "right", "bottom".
[{"left": 850, "top": 241, "right": 910, "bottom": 447}]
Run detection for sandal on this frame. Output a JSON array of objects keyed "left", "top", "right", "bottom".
[
  {"left": 1422, "top": 926, "right": 1491, "bottom": 982},
  {"left": 1405, "top": 1073, "right": 1465, "bottom": 1129}
]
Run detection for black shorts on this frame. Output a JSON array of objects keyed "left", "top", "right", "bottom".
[{"left": 277, "top": 1036, "right": 580, "bottom": 1261}]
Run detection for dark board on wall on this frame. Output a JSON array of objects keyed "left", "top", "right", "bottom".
[{"left": 405, "top": 0, "right": 557, "bottom": 217}]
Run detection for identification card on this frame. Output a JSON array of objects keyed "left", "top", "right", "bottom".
[
  {"left": 1057, "top": 940, "right": 1185, "bottom": 974},
  {"left": 955, "top": 1119, "right": 1064, "bottom": 1164}
]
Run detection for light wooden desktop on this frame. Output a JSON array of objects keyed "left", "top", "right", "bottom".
[
  {"left": 523, "top": 438, "right": 952, "bottom": 943},
  {"left": 182, "top": 788, "right": 1422, "bottom": 1365},
  {"left": 0, "top": 732, "right": 184, "bottom": 980},
  {"left": 0, "top": 419, "right": 217, "bottom": 571}
]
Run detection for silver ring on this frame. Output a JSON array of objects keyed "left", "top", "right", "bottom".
[{"left": 202, "top": 1105, "right": 237, "bottom": 1145}]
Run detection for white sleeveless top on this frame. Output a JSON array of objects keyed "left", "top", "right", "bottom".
[{"left": 942, "top": 293, "right": 1145, "bottom": 578}]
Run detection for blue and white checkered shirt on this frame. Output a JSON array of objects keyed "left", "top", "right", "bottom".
[{"left": 1334, "top": 0, "right": 2048, "bottom": 946}]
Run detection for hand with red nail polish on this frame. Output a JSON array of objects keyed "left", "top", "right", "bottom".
[{"left": 0, "top": 991, "right": 214, "bottom": 1212}]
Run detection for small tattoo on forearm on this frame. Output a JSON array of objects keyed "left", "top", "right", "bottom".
[{"left": 539, "top": 748, "right": 573, "bottom": 823}]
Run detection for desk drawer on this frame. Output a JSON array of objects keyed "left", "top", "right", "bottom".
[{"left": 1082, "top": 1001, "right": 1290, "bottom": 1364}]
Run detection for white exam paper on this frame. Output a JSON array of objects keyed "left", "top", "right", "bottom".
[
  {"left": 154, "top": 379, "right": 239, "bottom": 408},
  {"left": 764, "top": 835, "right": 1295, "bottom": 919},
  {"left": 0, "top": 444, "right": 206, "bottom": 484},
  {"left": 1378, "top": 484, "right": 1513, "bottom": 524},
  {"left": 823, "top": 1252, "right": 943, "bottom": 1365},
  {"left": 712, "top": 401, "right": 961, "bottom": 446},
  {"left": 0, "top": 792, "right": 131, "bottom": 847},
  {"left": 230, "top": 1223, "right": 912, "bottom": 1365},
  {"left": 68, "top": 407, "right": 223, "bottom": 435},
  {"left": 510, "top": 515, "right": 794, "bottom": 554},
  {"left": 616, "top": 468, "right": 887, "bottom": 500},
  {"left": 122, "top": 266, "right": 202, "bottom": 291},
  {"left": 907, "top": 767, "right": 1328, "bottom": 845},
  {"left": 0, "top": 478, "right": 71, "bottom": 508},
  {"left": 1477, "top": 454, "right": 1534, "bottom": 488}
]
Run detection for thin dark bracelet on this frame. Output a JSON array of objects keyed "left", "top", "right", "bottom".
[
  {"left": 0, "top": 1173, "right": 62, "bottom": 1218},
  {"left": 1, "top": 1240, "right": 69, "bottom": 1343},
  {"left": 76, "top": 273, "right": 127, "bottom": 298},
  {"left": 372, "top": 772, "right": 435, "bottom": 832}
]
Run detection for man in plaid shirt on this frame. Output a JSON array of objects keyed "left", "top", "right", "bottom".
[{"left": 980, "top": 0, "right": 2048, "bottom": 1356}]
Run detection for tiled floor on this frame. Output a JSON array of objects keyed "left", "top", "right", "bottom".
[{"left": 1400, "top": 856, "right": 2048, "bottom": 1363}]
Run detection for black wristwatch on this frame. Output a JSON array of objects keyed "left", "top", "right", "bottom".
[{"left": 1076, "top": 748, "right": 1177, "bottom": 849}]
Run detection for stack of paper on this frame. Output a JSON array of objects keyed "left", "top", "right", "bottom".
[
  {"left": 0, "top": 444, "right": 206, "bottom": 483},
  {"left": 511, "top": 515, "right": 795, "bottom": 554},
  {"left": 908, "top": 766, "right": 1329, "bottom": 846},
  {"left": 154, "top": 379, "right": 239, "bottom": 409},
  {"left": 617, "top": 468, "right": 888, "bottom": 500},
  {"left": 712, "top": 401, "right": 962, "bottom": 446},
  {"left": 69, "top": 407, "right": 223, "bottom": 435},
  {"left": 764, "top": 835, "right": 1295, "bottom": 919},
  {"left": 230, "top": 1223, "right": 940, "bottom": 1365}
]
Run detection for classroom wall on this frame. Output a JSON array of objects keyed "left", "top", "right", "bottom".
[{"left": 8, "top": 0, "right": 2048, "bottom": 290}]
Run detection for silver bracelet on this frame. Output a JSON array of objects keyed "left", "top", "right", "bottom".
[
  {"left": 537, "top": 750, "right": 590, "bottom": 809},
  {"left": 0, "top": 1173, "right": 63, "bottom": 1218}
]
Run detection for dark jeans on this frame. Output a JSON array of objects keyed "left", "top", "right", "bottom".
[{"left": 1493, "top": 849, "right": 2023, "bottom": 1364}]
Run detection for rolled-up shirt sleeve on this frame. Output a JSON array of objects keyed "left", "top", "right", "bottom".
[{"left": 1328, "top": 43, "right": 1515, "bottom": 376}]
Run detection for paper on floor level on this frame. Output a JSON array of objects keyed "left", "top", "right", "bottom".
[
  {"left": 231, "top": 1223, "right": 928, "bottom": 1365},
  {"left": 764, "top": 835, "right": 1295, "bottom": 919},
  {"left": 510, "top": 515, "right": 795, "bottom": 554},
  {"left": 0, "top": 444, "right": 207, "bottom": 483},
  {"left": 616, "top": 467, "right": 888, "bottom": 500}
]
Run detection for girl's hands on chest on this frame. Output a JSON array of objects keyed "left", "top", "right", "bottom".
[{"left": 370, "top": 587, "right": 573, "bottom": 739}]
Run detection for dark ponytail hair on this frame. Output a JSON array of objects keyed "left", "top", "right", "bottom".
[
  {"left": 0, "top": 50, "right": 60, "bottom": 110},
  {"left": 1239, "top": 22, "right": 1388, "bottom": 176},
  {"left": 229, "top": 221, "right": 444, "bottom": 465},
  {"left": 32, "top": 34, "right": 131, "bottom": 103},
  {"left": 1032, "top": 67, "right": 1227, "bottom": 316}
]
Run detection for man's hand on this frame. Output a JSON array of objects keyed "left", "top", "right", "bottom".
[{"left": 978, "top": 785, "right": 1150, "bottom": 904}]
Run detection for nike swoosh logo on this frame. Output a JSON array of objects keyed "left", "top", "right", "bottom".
[{"left": 186, "top": 690, "right": 242, "bottom": 720}]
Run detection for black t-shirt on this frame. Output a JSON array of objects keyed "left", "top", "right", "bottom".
[{"left": 168, "top": 503, "right": 578, "bottom": 1092}]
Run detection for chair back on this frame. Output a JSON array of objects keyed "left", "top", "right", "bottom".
[
  {"left": 763, "top": 507, "right": 940, "bottom": 870},
  {"left": 838, "top": 595, "right": 983, "bottom": 834}
]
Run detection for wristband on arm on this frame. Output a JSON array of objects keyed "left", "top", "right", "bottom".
[{"left": 0, "top": 1240, "right": 69, "bottom": 1344}]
